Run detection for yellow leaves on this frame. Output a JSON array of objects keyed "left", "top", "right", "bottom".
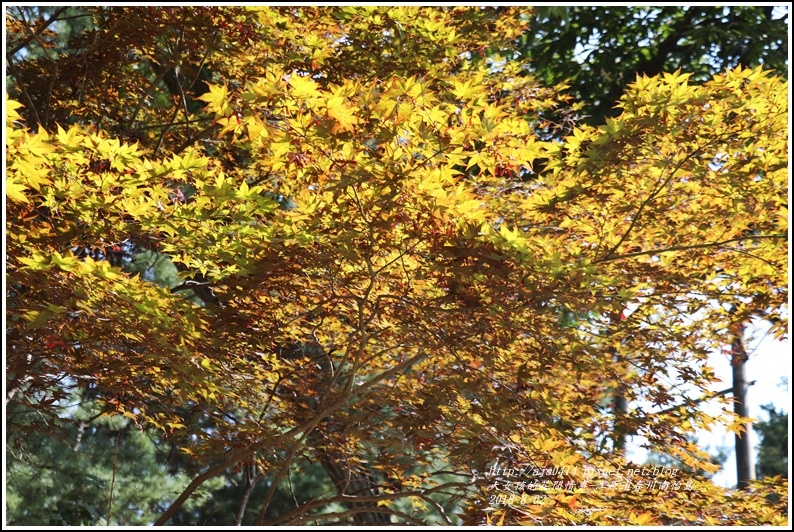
[
  {"left": 725, "top": 415, "right": 755, "bottom": 436},
  {"left": 421, "top": 16, "right": 446, "bottom": 36},
  {"left": 629, "top": 512, "right": 657, "bottom": 526},
  {"left": 120, "top": 411, "right": 139, "bottom": 422},
  {"left": 245, "top": 67, "right": 288, "bottom": 103},
  {"left": 11, "top": 156, "right": 54, "bottom": 196},
  {"left": 554, "top": 492, "right": 579, "bottom": 511},
  {"left": 372, "top": 97, "right": 398, "bottom": 120},
  {"left": 5, "top": 94, "right": 23, "bottom": 123},
  {"left": 5, "top": 176, "right": 30, "bottom": 204},
  {"left": 420, "top": 104, "right": 449, "bottom": 127},
  {"left": 18, "top": 128, "right": 56, "bottom": 159},
  {"left": 269, "top": 133, "right": 293, "bottom": 170},
  {"left": 410, "top": 167, "right": 489, "bottom": 227},
  {"left": 194, "top": 82, "right": 231, "bottom": 116},
  {"left": 245, "top": 114, "right": 268, "bottom": 143},
  {"left": 557, "top": 453, "right": 581, "bottom": 467},
  {"left": 31, "top": 250, "right": 80, "bottom": 272},
  {"left": 119, "top": 195, "right": 152, "bottom": 217},
  {"left": 170, "top": 148, "right": 209, "bottom": 173},
  {"left": 398, "top": 75, "right": 425, "bottom": 99},
  {"left": 22, "top": 309, "right": 52, "bottom": 329},
  {"left": 564, "top": 125, "right": 595, "bottom": 152},
  {"left": 499, "top": 224, "right": 521, "bottom": 243},
  {"left": 326, "top": 95, "right": 360, "bottom": 133},
  {"left": 395, "top": 102, "right": 415, "bottom": 124},
  {"left": 4, "top": 10, "right": 789, "bottom": 526},
  {"left": 55, "top": 123, "right": 86, "bottom": 150},
  {"left": 452, "top": 78, "right": 478, "bottom": 100},
  {"left": 455, "top": 198, "right": 485, "bottom": 220},
  {"left": 216, "top": 115, "right": 242, "bottom": 138},
  {"left": 17, "top": 250, "right": 51, "bottom": 270},
  {"left": 416, "top": 167, "right": 453, "bottom": 193},
  {"left": 774, "top": 206, "right": 788, "bottom": 232},
  {"left": 482, "top": 102, "right": 506, "bottom": 122},
  {"left": 661, "top": 69, "right": 693, "bottom": 87},
  {"left": 288, "top": 71, "right": 322, "bottom": 100},
  {"left": 494, "top": 223, "right": 533, "bottom": 256},
  {"left": 389, "top": 145, "right": 405, "bottom": 162},
  {"left": 658, "top": 251, "right": 678, "bottom": 267},
  {"left": 206, "top": 171, "right": 238, "bottom": 201},
  {"left": 93, "top": 136, "right": 136, "bottom": 167}
]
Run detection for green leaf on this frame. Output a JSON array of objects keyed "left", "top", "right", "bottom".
[{"left": 5, "top": 177, "right": 30, "bottom": 203}]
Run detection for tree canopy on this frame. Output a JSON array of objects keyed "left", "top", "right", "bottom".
[
  {"left": 5, "top": 6, "right": 789, "bottom": 525},
  {"left": 523, "top": 6, "right": 789, "bottom": 125}
]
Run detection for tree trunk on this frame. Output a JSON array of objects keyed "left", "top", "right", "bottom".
[
  {"left": 609, "top": 340, "right": 629, "bottom": 454},
  {"left": 613, "top": 391, "right": 628, "bottom": 454},
  {"left": 310, "top": 429, "right": 392, "bottom": 525},
  {"left": 730, "top": 322, "right": 755, "bottom": 489},
  {"left": 234, "top": 462, "right": 259, "bottom": 525}
]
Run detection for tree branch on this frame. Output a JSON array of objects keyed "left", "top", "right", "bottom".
[
  {"left": 651, "top": 381, "right": 756, "bottom": 417},
  {"left": 5, "top": 54, "right": 43, "bottom": 128},
  {"left": 593, "top": 234, "right": 786, "bottom": 264},
  {"left": 598, "top": 146, "right": 702, "bottom": 262},
  {"left": 8, "top": 6, "right": 70, "bottom": 57}
]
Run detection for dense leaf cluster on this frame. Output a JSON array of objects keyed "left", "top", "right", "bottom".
[{"left": 5, "top": 6, "right": 788, "bottom": 525}]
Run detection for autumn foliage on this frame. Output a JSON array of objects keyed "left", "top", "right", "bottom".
[{"left": 5, "top": 7, "right": 788, "bottom": 525}]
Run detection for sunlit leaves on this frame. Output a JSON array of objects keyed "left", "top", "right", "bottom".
[
  {"left": 287, "top": 72, "right": 322, "bottom": 100},
  {"left": 325, "top": 96, "right": 360, "bottom": 133},
  {"left": 5, "top": 92, "right": 24, "bottom": 123},
  {"left": 194, "top": 82, "right": 231, "bottom": 117},
  {"left": 5, "top": 176, "right": 31, "bottom": 203},
  {"left": 4, "top": 5, "right": 789, "bottom": 526}
]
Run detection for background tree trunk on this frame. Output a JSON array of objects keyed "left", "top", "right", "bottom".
[{"left": 731, "top": 322, "right": 755, "bottom": 489}]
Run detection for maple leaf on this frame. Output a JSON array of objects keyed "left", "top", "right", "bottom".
[
  {"left": 194, "top": 83, "right": 230, "bottom": 115},
  {"left": 5, "top": 177, "right": 30, "bottom": 203},
  {"left": 326, "top": 96, "right": 359, "bottom": 133},
  {"left": 4, "top": 6, "right": 788, "bottom": 527},
  {"left": 288, "top": 72, "right": 322, "bottom": 100},
  {"left": 5, "top": 93, "right": 24, "bottom": 123}
]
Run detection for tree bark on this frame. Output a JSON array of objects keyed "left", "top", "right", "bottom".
[
  {"left": 731, "top": 322, "right": 755, "bottom": 489},
  {"left": 234, "top": 462, "right": 259, "bottom": 526},
  {"left": 309, "top": 427, "right": 392, "bottom": 525}
]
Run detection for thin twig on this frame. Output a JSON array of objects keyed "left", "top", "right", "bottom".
[
  {"left": 106, "top": 429, "right": 121, "bottom": 525},
  {"left": 5, "top": 54, "right": 43, "bottom": 127},
  {"left": 154, "top": 100, "right": 183, "bottom": 157},
  {"left": 127, "top": 60, "right": 176, "bottom": 129}
]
